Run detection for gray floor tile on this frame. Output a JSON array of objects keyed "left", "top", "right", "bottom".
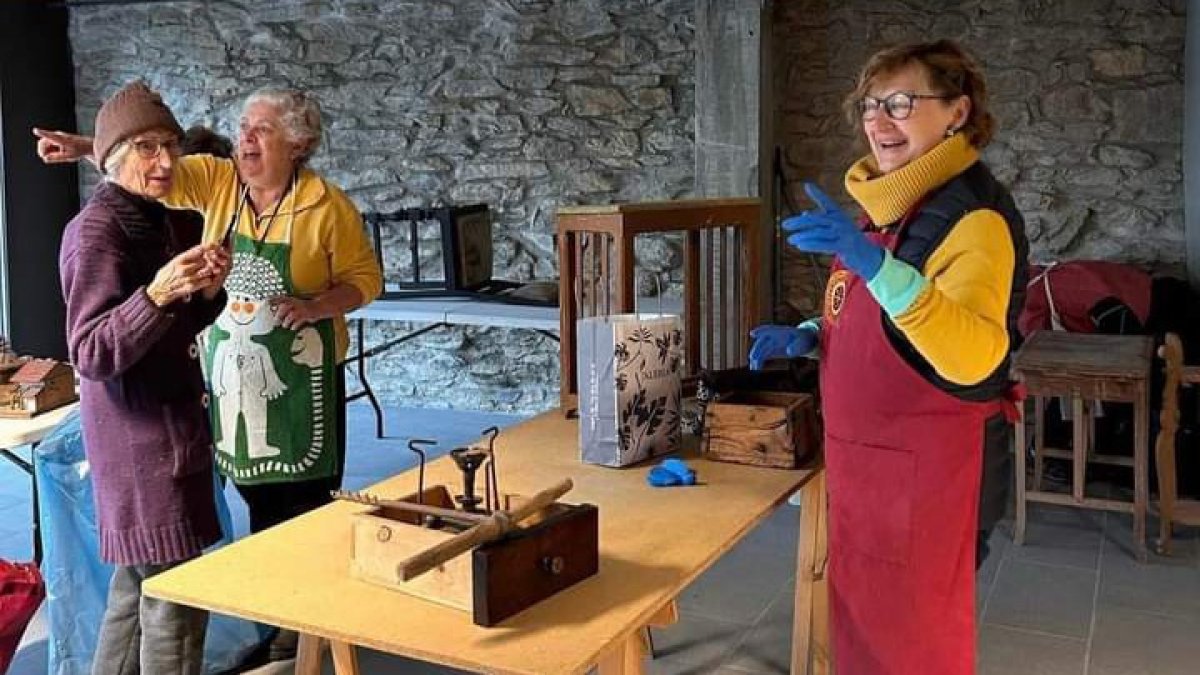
[
  {"left": 1106, "top": 511, "right": 1200, "bottom": 563},
  {"left": 1088, "top": 607, "right": 1200, "bottom": 675},
  {"left": 745, "top": 503, "right": 801, "bottom": 551},
  {"left": 1008, "top": 515, "right": 1103, "bottom": 571},
  {"left": 722, "top": 591, "right": 794, "bottom": 674},
  {"left": 647, "top": 613, "right": 748, "bottom": 668},
  {"left": 676, "top": 515, "right": 797, "bottom": 625},
  {"left": 976, "top": 624, "right": 1085, "bottom": 675},
  {"left": 977, "top": 524, "right": 1011, "bottom": 587},
  {"left": 676, "top": 559, "right": 791, "bottom": 626},
  {"left": 1098, "top": 523, "right": 1200, "bottom": 621},
  {"left": 1024, "top": 502, "right": 1107, "bottom": 529},
  {"left": 982, "top": 559, "right": 1096, "bottom": 639},
  {"left": 976, "top": 524, "right": 1012, "bottom": 622},
  {"left": 976, "top": 580, "right": 991, "bottom": 620}
]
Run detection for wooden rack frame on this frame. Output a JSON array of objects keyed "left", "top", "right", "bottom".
[{"left": 556, "top": 198, "right": 762, "bottom": 410}]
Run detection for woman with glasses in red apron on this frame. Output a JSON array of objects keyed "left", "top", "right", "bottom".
[{"left": 750, "top": 40, "right": 1029, "bottom": 674}]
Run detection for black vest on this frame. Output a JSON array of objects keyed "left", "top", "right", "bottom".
[{"left": 882, "top": 161, "right": 1030, "bottom": 402}]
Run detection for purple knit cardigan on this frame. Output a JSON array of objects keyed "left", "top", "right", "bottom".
[{"left": 59, "top": 182, "right": 223, "bottom": 566}]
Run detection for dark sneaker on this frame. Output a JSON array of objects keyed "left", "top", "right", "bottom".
[{"left": 267, "top": 628, "right": 299, "bottom": 662}]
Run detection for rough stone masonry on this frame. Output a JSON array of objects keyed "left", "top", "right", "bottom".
[
  {"left": 774, "top": 0, "right": 1185, "bottom": 323},
  {"left": 70, "top": 0, "right": 696, "bottom": 413}
]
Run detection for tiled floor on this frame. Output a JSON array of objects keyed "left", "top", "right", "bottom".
[{"left": 6, "top": 405, "right": 1200, "bottom": 674}]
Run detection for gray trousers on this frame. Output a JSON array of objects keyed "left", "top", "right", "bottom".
[{"left": 92, "top": 562, "right": 208, "bottom": 675}]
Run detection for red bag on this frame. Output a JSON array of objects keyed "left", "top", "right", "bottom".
[{"left": 0, "top": 559, "right": 45, "bottom": 673}]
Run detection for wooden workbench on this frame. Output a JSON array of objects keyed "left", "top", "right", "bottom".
[{"left": 144, "top": 410, "right": 827, "bottom": 674}]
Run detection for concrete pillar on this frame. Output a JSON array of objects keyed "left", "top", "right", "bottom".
[
  {"left": 1186, "top": 4, "right": 1200, "bottom": 290},
  {"left": 695, "top": 0, "right": 773, "bottom": 320}
]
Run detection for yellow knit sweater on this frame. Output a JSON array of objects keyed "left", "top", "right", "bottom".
[
  {"left": 844, "top": 134, "right": 1015, "bottom": 386},
  {"left": 163, "top": 155, "right": 382, "bottom": 362}
]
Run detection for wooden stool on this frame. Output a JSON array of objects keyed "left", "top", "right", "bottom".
[
  {"left": 1154, "top": 333, "right": 1200, "bottom": 554},
  {"left": 1011, "top": 331, "right": 1154, "bottom": 562}
]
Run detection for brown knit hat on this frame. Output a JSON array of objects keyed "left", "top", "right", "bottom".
[{"left": 93, "top": 81, "right": 184, "bottom": 170}]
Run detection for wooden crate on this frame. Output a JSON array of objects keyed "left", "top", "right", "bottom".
[
  {"left": 701, "top": 391, "right": 819, "bottom": 469},
  {"left": 350, "top": 485, "right": 599, "bottom": 626}
]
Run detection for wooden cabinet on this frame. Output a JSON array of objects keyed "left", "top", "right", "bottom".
[{"left": 556, "top": 198, "right": 762, "bottom": 410}]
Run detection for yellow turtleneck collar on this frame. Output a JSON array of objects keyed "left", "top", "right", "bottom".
[{"left": 844, "top": 132, "right": 979, "bottom": 227}]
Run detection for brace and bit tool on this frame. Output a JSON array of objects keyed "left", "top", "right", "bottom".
[
  {"left": 330, "top": 489, "right": 488, "bottom": 527},
  {"left": 407, "top": 438, "right": 437, "bottom": 504},
  {"left": 396, "top": 478, "right": 574, "bottom": 581},
  {"left": 479, "top": 426, "right": 501, "bottom": 512},
  {"left": 450, "top": 446, "right": 490, "bottom": 513}
]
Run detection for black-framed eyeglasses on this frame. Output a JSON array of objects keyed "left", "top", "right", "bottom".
[
  {"left": 857, "top": 91, "right": 957, "bottom": 121},
  {"left": 130, "top": 138, "right": 183, "bottom": 160}
]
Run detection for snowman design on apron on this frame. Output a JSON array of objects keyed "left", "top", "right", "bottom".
[{"left": 205, "top": 179, "right": 338, "bottom": 483}]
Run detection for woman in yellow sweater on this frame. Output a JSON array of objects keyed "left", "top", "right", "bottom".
[
  {"left": 39, "top": 89, "right": 381, "bottom": 520},
  {"left": 750, "top": 41, "right": 1028, "bottom": 673},
  {"left": 37, "top": 89, "right": 382, "bottom": 659}
]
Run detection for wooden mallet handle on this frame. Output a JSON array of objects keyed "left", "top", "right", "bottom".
[{"left": 396, "top": 478, "right": 573, "bottom": 581}]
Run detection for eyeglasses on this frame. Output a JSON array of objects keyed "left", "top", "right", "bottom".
[
  {"left": 130, "top": 138, "right": 183, "bottom": 160},
  {"left": 857, "top": 91, "right": 957, "bottom": 121}
]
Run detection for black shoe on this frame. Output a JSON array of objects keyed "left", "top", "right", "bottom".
[
  {"left": 267, "top": 628, "right": 299, "bottom": 662},
  {"left": 213, "top": 637, "right": 270, "bottom": 674}
]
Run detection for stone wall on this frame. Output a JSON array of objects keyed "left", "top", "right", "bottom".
[
  {"left": 773, "top": 0, "right": 1186, "bottom": 323},
  {"left": 69, "top": 0, "right": 696, "bottom": 413}
]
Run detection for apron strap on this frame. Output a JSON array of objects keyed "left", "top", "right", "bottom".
[{"left": 991, "top": 382, "right": 1026, "bottom": 424}]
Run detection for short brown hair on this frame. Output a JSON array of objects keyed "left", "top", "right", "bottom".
[
  {"left": 182, "top": 125, "right": 233, "bottom": 158},
  {"left": 844, "top": 40, "right": 996, "bottom": 148}
]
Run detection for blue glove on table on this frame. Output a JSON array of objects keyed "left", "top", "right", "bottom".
[
  {"left": 748, "top": 324, "right": 818, "bottom": 370},
  {"left": 647, "top": 458, "right": 697, "bottom": 487},
  {"left": 783, "top": 183, "right": 884, "bottom": 281}
]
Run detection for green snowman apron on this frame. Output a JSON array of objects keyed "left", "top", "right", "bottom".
[{"left": 205, "top": 181, "right": 339, "bottom": 484}]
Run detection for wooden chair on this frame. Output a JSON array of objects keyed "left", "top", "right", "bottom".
[
  {"left": 1154, "top": 332, "right": 1200, "bottom": 554},
  {"left": 556, "top": 199, "right": 762, "bottom": 411}
]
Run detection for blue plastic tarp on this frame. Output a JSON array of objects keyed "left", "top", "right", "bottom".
[{"left": 34, "top": 409, "right": 266, "bottom": 674}]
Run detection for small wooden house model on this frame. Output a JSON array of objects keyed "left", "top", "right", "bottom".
[{"left": 0, "top": 358, "right": 77, "bottom": 418}]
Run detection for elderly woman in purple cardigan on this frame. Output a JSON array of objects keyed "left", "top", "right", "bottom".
[{"left": 57, "top": 81, "right": 230, "bottom": 675}]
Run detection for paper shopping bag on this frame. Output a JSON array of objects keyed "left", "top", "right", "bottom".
[{"left": 578, "top": 313, "right": 683, "bottom": 467}]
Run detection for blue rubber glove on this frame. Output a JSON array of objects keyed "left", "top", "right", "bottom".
[
  {"left": 748, "top": 324, "right": 819, "bottom": 370},
  {"left": 660, "top": 458, "right": 696, "bottom": 485},
  {"left": 783, "top": 183, "right": 884, "bottom": 281},
  {"left": 647, "top": 466, "right": 681, "bottom": 487},
  {"left": 647, "top": 458, "right": 697, "bottom": 487}
]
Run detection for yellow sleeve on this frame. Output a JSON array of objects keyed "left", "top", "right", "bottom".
[
  {"left": 321, "top": 187, "right": 383, "bottom": 307},
  {"left": 891, "top": 209, "right": 1015, "bottom": 385},
  {"left": 161, "top": 154, "right": 228, "bottom": 213}
]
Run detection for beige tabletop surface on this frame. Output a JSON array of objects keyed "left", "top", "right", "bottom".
[{"left": 144, "top": 410, "right": 815, "bottom": 675}]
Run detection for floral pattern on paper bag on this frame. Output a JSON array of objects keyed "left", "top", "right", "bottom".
[{"left": 615, "top": 323, "right": 683, "bottom": 463}]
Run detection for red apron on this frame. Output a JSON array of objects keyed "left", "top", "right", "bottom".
[{"left": 819, "top": 227, "right": 1013, "bottom": 674}]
